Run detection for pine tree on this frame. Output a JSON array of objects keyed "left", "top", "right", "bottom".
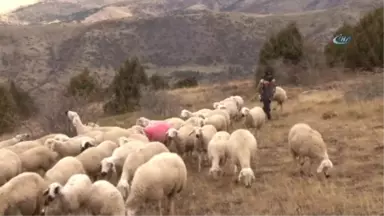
[{"left": 67, "top": 67, "right": 99, "bottom": 98}]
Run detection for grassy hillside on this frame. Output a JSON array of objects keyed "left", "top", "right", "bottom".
[
  {"left": 93, "top": 72, "right": 383, "bottom": 215},
  {"left": 0, "top": 7, "right": 369, "bottom": 99}
]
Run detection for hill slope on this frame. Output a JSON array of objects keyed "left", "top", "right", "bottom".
[{"left": 0, "top": 7, "right": 373, "bottom": 98}]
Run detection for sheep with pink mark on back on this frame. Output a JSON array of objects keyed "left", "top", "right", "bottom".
[{"left": 143, "top": 121, "right": 172, "bottom": 144}]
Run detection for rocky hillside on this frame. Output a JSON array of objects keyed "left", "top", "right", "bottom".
[
  {"left": 0, "top": 6, "right": 374, "bottom": 99},
  {"left": 2, "top": 0, "right": 382, "bottom": 25}
]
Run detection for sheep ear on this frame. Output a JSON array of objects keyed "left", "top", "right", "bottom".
[{"left": 43, "top": 189, "right": 49, "bottom": 196}]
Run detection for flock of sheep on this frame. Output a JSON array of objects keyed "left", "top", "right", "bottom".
[{"left": 0, "top": 85, "right": 334, "bottom": 216}]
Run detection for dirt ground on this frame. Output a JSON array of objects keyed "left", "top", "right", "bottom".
[{"left": 100, "top": 73, "right": 383, "bottom": 215}]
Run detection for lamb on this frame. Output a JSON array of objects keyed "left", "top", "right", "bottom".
[
  {"left": 5, "top": 133, "right": 67, "bottom": 154},
  {"left": 0, "top": 149, "right": 22, "bottom": 186},
  {"left": 288, "top": 123, "right": 333, "bottom": 178},
  {"left": 166, "top": 125, "right": 197, "bottom": 159},
  {"left": 76, "top": 140, "right": 119, "bottom": 181},
  {"left": 48, "top": 135, "right": 96, "bottom": 158},
  {"left": 227, "top": 129, "right": 257, "bottom": 188},
  {"left": 117, "top": 141, "right": 170, "bottom": 200},
  {"left": 240, "top": 106, "right": 266, "bottom": 133},
  {"left": 66, "top": 110, "right": 124, "bottom": 135},
  {"left": 0, "top": 172, "right": 47, "bottom": 215},
  {"left": 143, "top": 121, "right": 171, "bottom": 143},
  {"left": 207, "top": 131, "right": 231, "bottom": 179},
  {"left": 19, "top": 146, "right": 59, "bottom": 176},
  {"left": 194, "top": 125, "right": 217, "bottom": 172},
  {"left": 85, "top": 180, "right": 126, "bottom": 216},
  {"left": 184, "top": 116, "right": 204, "bottom": 127},
  {"left": 100, "top": 140, "right": 147, "bottom": 185},
  {"left": 44, "top": 156, "right": 86, "bottom": 185},
  {"left": 0, "top": 133, "right": 30, "bottom": 149},
  {"left": 125, "top": 152, "right": 187, "bottom": 216},
  {"left": 165, "top": 117, "right": 185, "bottom": 130},
  {"left": 203, "top": 114, "right": 228, "bottom": 131},
  {"left": 43, "top": 174, "right": 92, "bottom": 215}
]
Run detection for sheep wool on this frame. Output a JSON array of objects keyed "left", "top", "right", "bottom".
[
  {"left": 203, "top": 114, "right": 228, "bottom": 132},
  {"left": 194, "top": 125, "right": 217, "bottom": 172},
  {"left": 43, "top": 174, "right": 92, "bottom": 215},
  {"left": 20, "top": 145, "right": 59, "bottom": 176},
  {"left": 227, "top": 129, "right": 257, "bottom": 188},
  {"left": 76, "top": 140, "right": 119, "bottom": 181},
  {"left": 0, "top": 133, "right": 30, "bottom": 149},
  {"left": 44, "top": 156, "right": 86, "bottom": 185},
  {"left": 0, "top": 172, "right": 46, "bottom": 215},
  {"left": 288, "top": 123, "right": 333, "bottom": 178},
  {"left": 207, "top": 131, "right": 231, "bottom": 179},
  {"left": 0, "top": 148, "right": 23, "bottom": 186},
  {"left": 126, "top": 152, "right": 187, "bottom": 216},
  {"left": 85, "top": 180, "right": 126, "bottom": 216},
  {"left": 117, "top": 141, "right": 170, "bottom": 200},
  {"left": 165, "top": 117, "right": 185, "bottom": 130},
  {"left": 272, "top": 86, "right": 287, "bottom": 111},
  {"left": 240, "top": 106, "right": 266, "bottom": 131}
]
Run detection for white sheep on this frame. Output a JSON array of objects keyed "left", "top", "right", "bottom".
[
  {"left": 203, "top": 114, "right": 228, "bottom": 131},
  {"left": 66, "top": 110, "right": 124, "bottom": 135},
  {"left": 48, "top": 135, "right": 96, "bottom": 158},
  {"left": 227, "top": 129, "right": 257, "bottom": 188},
  {"left": 118, "top": 133, "right": 149, "bottom": 145},
  {"left": 85, "top": 180, "right": 126, "bottom": 216},
  {"left": 86, "top": 122, "right": 100, "bottom": 128},
  {"left": 180, "top": 109, "right": 210, "bottom": 119},
  {"left": 44, "top": 156, "right": 86, "bottom": 185},
  {"left": 117, "top": 141, "right": 170, "bottom": 200},
  {"left": 43, "top": 174, "right": 92, "bottom": 215},
  {"left": 194, "top": 125, "right": 217, "bottom": 172},
  {"left": 0, "top": 148, "right": 22, "bottom": 186},
  {"left": 100, "top": 140, "right": 147, "bottom": 185},
  {"left": 166, "top": 125, "right": 197, "bottom": 159},
  {"left": 0, "top": 133, "right": 30, "bottom": 149},
  {"left": 126, "top": 152, "right": 187, "bottom": 216},
  {"left": 288, "top": 123, "right": 333, "bottom": 178},
  {"left": 240, "top": 106, "right": 266, "bottom": 133},
  {"left": 272, "top": 86, "right": 287, "bottom": 111},
  {"left": 207, "top": 131, "right": 231, "bottom": 179},
  {"left": 0, "top": 172, "right": 47, "bottom": 215},
  {"left": 76, "top": 140, "right": 119, "bottom": 181},
  {"left": 216, "top": 101, "right": 239, "bottom": 121},
  {"left": 19, "top": 146, "right": 59, "bottom": 176},
  {"left": 5, "top": 133, "right": 67, "bottom": 154},
  {"left": 204, "top": 108, "right": 231, "bottom": 130},
  {"left": 136, "top": 117, "right": 161, "bottom": 127},
  {"left": 52, "top": 134, "right": 70, "bottom": 142},
  {"left": 184, "top": 116, "right": 204, "bottom": 127},
  {"left": 229, "top": 95, "right": 245, "bottom": 111},
  {"left": 165, "top": 117, "right": 185, "bottom": 130}
]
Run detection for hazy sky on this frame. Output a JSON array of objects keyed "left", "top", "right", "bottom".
[{"left": 0, "top": 0, "right": 39, "bottom": 14}]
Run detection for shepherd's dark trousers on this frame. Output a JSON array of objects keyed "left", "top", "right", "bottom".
[{"left": 262, "top": 99, "right": 272, "bottom": 120}]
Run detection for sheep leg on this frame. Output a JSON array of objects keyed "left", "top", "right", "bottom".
[
  {"left": 168, "top": 197, "right": 175, "bottom": 216},
  {"left": 299, "top": 157, "right": 306, "bottom": 176},
  {"left": 158, "top": 200, "right": 163, "bottom": 216}
]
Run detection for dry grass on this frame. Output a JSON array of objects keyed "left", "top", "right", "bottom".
[{"left": 99, "top": 73, "right": 383, "bottom": 215}]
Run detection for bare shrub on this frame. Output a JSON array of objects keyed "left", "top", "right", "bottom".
[
  {"left": 139, "top": 86, "right": 183, "bottom": 119},
  {"left": 344, "top": 78, "right": 384, "bottom": 102},
  {"left": 33, "top": 92, "right": 103, "bottom": 137}
]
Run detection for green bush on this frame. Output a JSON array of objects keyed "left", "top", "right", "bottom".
[
  {"left": 149, "top": 74, "right": 169, "bottom": 90},
  {"left": 0, "top": 85, "right": 17, "bottom": 133},
  {"left": 325, "top": 7, "right": 383, "bottom": 70},
  {"left": 67, "top": 67, "right": 100, "bottom": 99},
  {"left": 255, "top": 22, "right": 304, "bottom": 85},
  {"left": 103, "top": 57, "right": 149, "bottom": 114}
]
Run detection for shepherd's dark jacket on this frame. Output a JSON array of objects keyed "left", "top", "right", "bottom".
[{"left": 257, "top": 79, "right": 276, "bottom": 101}]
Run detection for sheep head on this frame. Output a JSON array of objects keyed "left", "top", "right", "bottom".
[
  {"left": 15, "top": 133, "right": 30, "bottom": 141},
  {"left": 240, "top": 107, "right": 250, "bottom": 117},
  {"left": 44, "top": 138, "right": 58, "bottom": 150},
  {"left": 209, "top": 166, "right": 223, "bottom": 180},
  {"left": 43, "top": 182, "right": 63, "bottom": 205},
  {"left": 238, "top": 168, "right": 255, "bottom": 188},
  {"left": 166, "top": 128, "right": 178, "bottom": 138},
  {"left": 81, "top": 141, "right": 95, "bottom": 152},
  {"left": 136, "top": 117, "right": 150, "bottom": 127},
  {"left": 100, "top": 157, "right": 116, "bottom": 177},
  {"left": 180, "top": 109, "right": 192, "bottom": 119},
  {"left": 317, "top": 158, "right": 333, "bottom": 178},
  {"left": 65, "top": 110, "right": 79, "bottom": 121}
]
